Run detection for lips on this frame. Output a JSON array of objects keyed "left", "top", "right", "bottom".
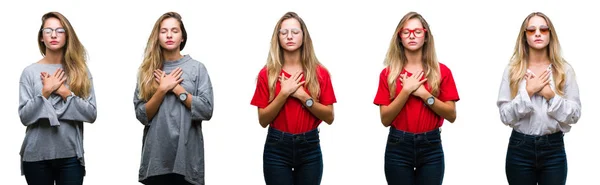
[
  {"left": 166, "top": 41, "right": 175, "bottom": 45},
  {"left": 286, "top": 42, "right": 295, "bottom": 46},
  {"left": 408, "top": 41, "right": 417, "bottom": 45},
  {"left": 534, "top": 39, "right": 544, "bottom": 42},
  {"left": 49, "top": 41, "right": 59, "bottom": 44}
]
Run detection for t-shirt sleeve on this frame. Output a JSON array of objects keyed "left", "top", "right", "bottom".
[
  {"left": 318, "top": 67, "right": 336, "bottom": 105},
  {"left": 250, "top": 68, "right": 270, "bottom": 108},
  {"left": 437, "top": 64, "right": 460, "bottom": 102},
  {"left": 374, "top": 69, "right": 392, "bottom": 105}
]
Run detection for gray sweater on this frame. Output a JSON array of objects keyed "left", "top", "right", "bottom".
[
  {"left": 134, "top": 55, "right": 214, "bottom": 185},
  {"left": 18, "top": 63, "right": 97, "bottom": 174}
]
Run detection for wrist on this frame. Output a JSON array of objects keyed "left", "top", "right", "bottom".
[
  {"left": 173, "top": 85, "right": 185, "bottom": 94},
  {"left": 419, "top": 92, "right": 432, "bottom": 101}
]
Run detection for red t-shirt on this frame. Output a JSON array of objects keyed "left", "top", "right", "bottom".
[
  {"left": 373, "top": 63, "right": 459, "bottom": 133},
  {"left": 251, "top": 65, "right": 337, "bottom": 134}
]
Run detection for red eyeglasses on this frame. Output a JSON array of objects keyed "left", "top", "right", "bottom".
[
  {"left": 398, "top": 28, "right": 427, "bottom": 38},
  {"left": 525, "top": 25, "right": 550, "bottom": 35}
]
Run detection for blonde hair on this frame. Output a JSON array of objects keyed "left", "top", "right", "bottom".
[
  {"left": 383, "top": 12, "right": 440, "bottom": 99},
  {"left": 137, "top": 12, "right": 188, "bottom": 101},
  {"left": 508, "top": 12, "right": 567, "bottom": 98},
  {"left": 265, "top": 12, "right": 324, "bottom": 101},
  {"left": 38, "top": 12, "right": 91, "bottom": 98}
]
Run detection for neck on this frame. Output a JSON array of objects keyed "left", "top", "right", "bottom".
[
  {"left": 283, "top": 49, "right": 302, "bottom": 67},
  {"left": 163, "top": 49, "right": 183, "bottom": 62},
  {"left": 42, "top": 49, "right": 64, "bottom": 64},
  {"left": 404, "top": 49, "right": 423, "bottom": 67},
  {"left": 528, "top": 47, "right": 550, "bottom": 65}
]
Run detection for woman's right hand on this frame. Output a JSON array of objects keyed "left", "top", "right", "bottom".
[
  {"left": 279, "top": 71, "right": 305, "bottom": 97},
  {"left": 525, "top": 70, "right": 550, "bottom": 97},
  {"left": 154, "top": 67, "right": 183, "bottom": 92},
  {"left": 40, "top": 68, "right": 66, "bottom": 98},
  {"left": 400, "top": 71, "right": 427, "bottom": 95}
]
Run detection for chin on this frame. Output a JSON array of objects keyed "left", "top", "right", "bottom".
[
  {"left": 161, "top": 46, "right": 180, "bottom": 51},
  {"left": 404, "top": 46, "right": 422, "bottom": 51},
  {"left": 283, "top": 46, "right": 300, "bottom": 52},
  {"left": 46, "top": 46, "right": 65, "bottom": 51}
]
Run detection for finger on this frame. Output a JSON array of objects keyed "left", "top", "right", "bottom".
[
  {"left": 279, "top": 74, "right": 286, "bottom": 81},
  {"left": 175, "top": 68, "right": 184, "bottom": 79},
  {"left": 543, "top": 76, "right": 551, "bottom": 84},
  {"left": 417, "top": 71, "right": 424, "bottom": 79},
  {"left": 295, "top": 74, "right": 304, "bottom": 83},
  {"left": 58, "top": 70, "right": 65, "bottom": 80},
  {"left": 52, "top": 68, "right": 61, "bottom": 77},
  {"left": 419, "top": 78, "right": 428, "bottom": 84},
  {"left": 154, "top": 77, "right": 160, "bottom": 83},
  {"left": 176, "top": 78, "right": 183, "bottom": 84},
  {"left": 297, "top": 80, "right": 306, "bottom": 87}
]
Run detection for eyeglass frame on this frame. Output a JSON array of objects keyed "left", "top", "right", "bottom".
[
  {"left": 41, "top": 27, "right": 66, "bottom": 35},
  {"left": 398, "top": 28, "right": 428, "bottom": 38}
]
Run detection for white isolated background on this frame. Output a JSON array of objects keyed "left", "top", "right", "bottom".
[{"left": 0, "top": 0, "right": 598, "bottom": 184}]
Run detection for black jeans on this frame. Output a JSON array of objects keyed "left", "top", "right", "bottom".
[
  {"left": 22, "top": 157, "right": 85, "bottom": 185},
  {"left": 141, "top": 173, "right": 193, "bottom": 185},
  {"left": 263, "top": 127, "right": 323, "bottom": 185},
  {"left": 506, "top": 130, "right": 567, "bottom": 185},
  {"left": 384, "top": 127, "right": 444, "bottom": 185}
]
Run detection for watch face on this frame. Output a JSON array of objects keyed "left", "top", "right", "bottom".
[
  {"left": 427, "top": 97, "right": 434, "bottom": 105},
  {"left": 179, "top": 93, "right": 187, "bottom": 101},
  {"left": 306, "top": 99, "right": 314, "bottom": 107}
]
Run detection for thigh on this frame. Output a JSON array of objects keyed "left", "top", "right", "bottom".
[
  {"left": 538, "top": 142, "right": 567, "bottom": 185},
  {"left": 505, "top": 138, "right": 537, "bottom": 185},
  {"left": 172, "top": 174, "right": 194, "bottom": 185},
  {"left": 142, "top": 174, "right": 175, "bottom": 185},
  {"left": 22, "top": 160, "right": 54, "bottom": 185},
  {"left": 263, "top": 139, "right": 293, "bottom": 185},
  {"left": 384, "top": 135, "right": 415, "bottom": 185},
  {"left": 294, "top": 141, "right": 323, "bottom": 185},
  {"left": 415, "top": 139, "right": 444, "bottom": 185},
  {"left": 55, "top": 157, "right": 85, "bottom": 185}
]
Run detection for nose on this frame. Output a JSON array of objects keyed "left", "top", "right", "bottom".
[
  {"left": 51, "top": 30, "right": 57, "bottom": 38},
  {"left": 166, "top": 31, "right": 173, "bottom": 38}
]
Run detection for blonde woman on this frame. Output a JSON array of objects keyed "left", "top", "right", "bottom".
[
  {"left": 18, "top": 12, "right": 97, "bottom": 185},
  {"left": 133, "top": 12, "right": 214, "bottom": 185},
  {"left": 497, "top": 12, "right": 581, "bottom": 185},
  {"left": 250, "top": 12, "right": 336, "bottom": 185},
  {"left": 373, "top": 12, "right": 459, "bottom": 185}
]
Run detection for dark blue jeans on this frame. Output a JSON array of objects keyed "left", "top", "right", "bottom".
[
  {"left": 384, "top": 127, "right": 444, "bottom": 185},
  {"left": 506, "top": 130, "right": 567, "bottom": 185},
  {"left": 22, "top": 157, "right": 85, "bottom": 185},
  {"left": 263, "top": 127, "right": 323, "bottom": 185}
]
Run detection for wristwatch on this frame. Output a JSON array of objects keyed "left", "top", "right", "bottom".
[
  {"left": 179, "top": 92, "right": 188, "bottom": 102},
  {"left": 305, "top": 98, "right": 314, "bottom": 108},
  {"left": 425, "top": 96, "right": 435, "bottom": 106}
]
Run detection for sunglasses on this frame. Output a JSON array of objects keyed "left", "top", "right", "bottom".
[{"left": 525, "top": 25, "right": 550, "bottom": 35}]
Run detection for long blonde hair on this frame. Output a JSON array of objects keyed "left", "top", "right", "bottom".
[
  {"left": 137, "top": 12, "right": 188, "bottom": 101},
  {"left": 508, "top": 12, "right": 567, "bottom": 98},
  {"left": 383, "top": 12, "right": 440, "bottom": 99},
  {"left": 265, "top": 12, "right": 324, "bottom": 101},
  {"left": 38, "top": 12, "right": 91, "bottom": 98}
]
